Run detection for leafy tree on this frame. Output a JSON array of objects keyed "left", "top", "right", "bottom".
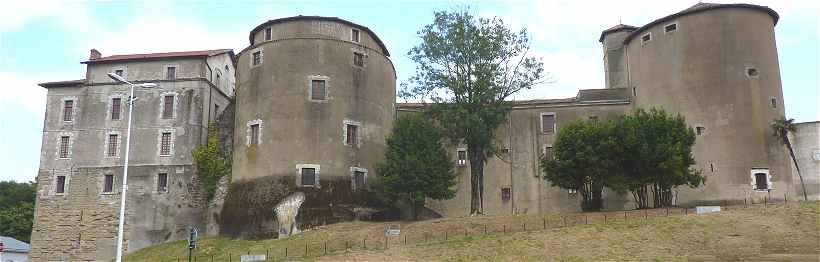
[
  {"left": 192, "top": 124, "right": 231, "bottom": 201},
  {"left": 0, "top": 181, "right": 36, "bottom": 242},
  {"left": 377, "top": 114, "right": 457, "bottom": 220},
  {"left": 541, "top": 120, "right": 619, "bottom": 211},
  {"left": 614, "top": 108, "right": 704, "bottom": 208},
  {"left": 771, "top": 117, "right": 807, "bottom": 201},
  {"left": 403, "top": 10, "right": 546, "bottom": 214}
]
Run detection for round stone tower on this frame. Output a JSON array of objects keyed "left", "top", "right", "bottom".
[
  {"left": 602, "top": 3, "right": 792, "bottom": 204},
  {"left": 224, "top": 16, "right": 395, "bottom": 237}
]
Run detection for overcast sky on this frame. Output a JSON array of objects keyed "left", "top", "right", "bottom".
[{"left": 1, "top": 0, "right": 817, "bottom": 182}]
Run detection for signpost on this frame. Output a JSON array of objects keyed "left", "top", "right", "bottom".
[{"left": 188, "top": 227, "right": 198, "bottom": 262}]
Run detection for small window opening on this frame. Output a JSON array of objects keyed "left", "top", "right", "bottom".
[
  {"left": 252, "top": 51, "right": 262, "bottom": 66},
  {"left": 111, "top": 98, "right": 122, "bottom": 120},
  {"left": 345, "top": 124, "right": 359, "bottom": 146},
  {"left": 501, "top": 187, "right": 511, "bottom": 202},
  {"left": 632, "top": 86, "right": 637, "bottom": 97},
  {"left": 353, "top": 52, "right": 364, "bottom": 67},
  {"left": 107, "top": 134, "right": 118, "bottom": 157},
  {"left": 664, "top": 23, "right": 677, "bottom": 33},
  {"left": 351, "top": 29, "right": 360, "bottom": 42},
  {"left": 588, "top": 115, "right": 598, "bottom": 121},
  {"left": 709, "top": 162, "right": 715, "bottom": 172},
  {"left": 746, "top": 67, "right": 759, "bottom": 78},
  {"left": 114, "top": 69, "right": 124, "bottom": 77},
  {"left": 352, "top": 170, "right": 366, "bottom": 190},
  {"left": 166, "top": 66, "right": 176, "bottom": 80},
  {"left": 264, "top": 27, "right": 272, "bottom": 41},
  {"left": 543, "top": 145, "right": 554, "bottom": 160},
  {"left": 103, "top": 174, "right": 114, "bottom": 193},
  {"left": 311, "top": 79, "right": 327, "bottom": 100},
  {"left": 301, "top": 168, "right": 316, "bottom": 186},
  {"left": 457, "top": 149, "right": 467, "bottom": 166},
  {"left": 59, "top": 136, "right": 70, "bottom": 158},
  {"left": 157, "top": 173, "right": 168, "bottom": 192},
  {"left": 160, "top": 132, "right": 172, "bottom": 156},
  {"left": 696, "top": 126, "right": 706, "bottom": 135},
  {"left": 770, "top": 97, "right": 777, "bottom": 109},
  {"left": 162, "top": 95, "right": 174, "bottom": 119},
  {"left": 63, "top": 100, "right": 74, "bottom": 122},
  {"left": 641, "top": 33, "right": 652, "bottom": 44},
  {"left": 250, "top": 124, "right": 260, "bottom": 145},
  {"left": 754, "top": 172, "right": 768, "bottom": 190},
  {"left": 56, "top": 175, "right": 66, "bottom": 194}
]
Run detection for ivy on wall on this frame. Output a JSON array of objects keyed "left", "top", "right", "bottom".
[{"left": 193, "top": 124, "right": 232, "bottom": 201}]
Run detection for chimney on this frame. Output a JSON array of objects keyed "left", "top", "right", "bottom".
[{"left": 89, "top": 49, "right": 102, "bottom": 60}]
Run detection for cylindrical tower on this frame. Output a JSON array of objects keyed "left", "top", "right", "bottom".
[
  {"left": 615, "top": 3, "right": 791, "bottom": 203},
  {"left": 225, "top": 16, "right": 395, "bottom": 236}
]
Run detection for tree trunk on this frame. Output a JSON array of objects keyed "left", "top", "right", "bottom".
[
  {"left": 785, "top": 136, "right": 808, "bottom": 201},
  {"left": 468, "top": 146, "right": 486, "bottom": 215},
  {"left": 632, "top": 185, "right": 649, "bottom": 209}
]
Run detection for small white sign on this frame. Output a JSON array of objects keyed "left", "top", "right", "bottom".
[
  {"left": 695, "top": 206, "right": 721, "bottom": 214},
  {"left": 385, "top": 224, "right": 401, "bottom": 236},
  {"left": 240, "top": 254, "right": 266, "bottom": 262}
]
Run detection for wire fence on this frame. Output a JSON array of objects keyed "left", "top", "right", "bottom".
[{"left": 143, "top": 197, "right": 794, "bottom": 262}]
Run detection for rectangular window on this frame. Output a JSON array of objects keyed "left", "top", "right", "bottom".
[
  {"left": 59, "top": 136, "right": 70, "bottom": 158},
  {"left": 543, "top": 145, "right": 554, "bottom": 160},
  {"left": 252, "top": 51, "right": 262, "bottom": 66},
  {"left": 157, "top": 173, "right": 168, "bottom": 192},
  {"left": 107, "top": 134, "right": 118, "bottom": 157},
  {"left": 541, "top": 114, "right": 555, "bottom": 133},
  {"left": 264, "top": 27, "right": 272, "bottom": 41},
  {"left": 103, "top": 174, "right": 114, "bottom": 193},
  {"left": 301, "top": 168, "right": 316, "bottom": 186},
  {"left": 160, "top": 132, "right": 172, "bottom": 156},
  {"left": 457, "top": 149, "right": 467, "bottom": 166},
  {"left": 696, "top": 126, "right": 706, "bottom": 135},
  {"left": 63, "top": 100, "right": 74, "bottom": 121},
  {"left": 353, "top": 52, "right": 364, "bottom": 67},
  {"left": 641, "top": 33, "right": 652, "bottom": 44},
  {"left": 114, "top": 69, "right": 124, "bottom": 77},
  {"left": 111, "top": 98, "right": 122, "bottom": 120},
  {"left": 664, "top": 23, "right": 678, "bottom": 33},
  {"left": 311, "top": 79, "right": 327, "bottom": 100},
  {"left": 55, "top": 175, "right": 66, "bottom": 194},
  {"left": 588, "top": 115, "right": 598, "bottom": 121},
  {"left": 770, "top": 97, "right": 777, "bottom": 109},
  {"left": 754, "top": 172, "right": 768, "bottom": 190},
  {"left": 345, "top": 124, "right": 358, "bottom": 146},
  {"left": 250, "top": 124, "right": 260, "bottom": 145},
  {"left": 353, "top": 170, "right": 366, "bottom": 190},
  {"left": 351, "top": 29, "right": 360, "bottom": 42},
  {"left": 166, "top": 66, "right": 176, "bottom": 80},
  {"left": 162, "top": 95, "right": 174, "bottom": 119},
  {"left": 501, "top": 187, "right": 511, "bottom": 202}
]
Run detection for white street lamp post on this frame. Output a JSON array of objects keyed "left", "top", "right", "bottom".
[{"left": 107, "top": 73, "right": 157, "bottom": 262}]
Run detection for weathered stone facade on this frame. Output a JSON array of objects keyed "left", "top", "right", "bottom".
[
  {"left": 31, "top": 50, "right": 235, "bottom": 261},
  {"left": 790, "top": 121, "right": 820, "bottom": 200}
]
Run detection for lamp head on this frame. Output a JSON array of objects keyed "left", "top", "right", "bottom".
[
  {"left": 107, "top": 72, "right": 127, "bottom": 83},
  {"left": 138, "top": 83, "right": 158, "bottom": 88}
]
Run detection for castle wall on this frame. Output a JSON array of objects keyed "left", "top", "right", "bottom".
[
  {"left": 624, "top": 7, "right": 792, "bottom": 204},
  {"left": 790, "top": 121, "right": 820, "bottom": 200}
]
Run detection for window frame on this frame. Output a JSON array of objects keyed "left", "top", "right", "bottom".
[
  {"left": 751, "top": 168, "right": 771, "bottom": 191},
  {"left": 102, "top": 174, "right": 115, "bottom": 194},
  {"left": 264, "top": 27, "right": 272, "bottom": 41},
  {"left": 157, "top": 172, "right": 168, "bottom": 193},
  {"left": 62, "top": 99, "right": 75, "bottom": 122},
  {"left": 105, "top": 132, "right": 121, "bottom": 158},
  {"left": 165, "top": 65, "right": 177, "bottom": 80},
  {"left": 640, "top": 32, "right": 652, "bottom": 45},
  {"left": 543, "top": 144, "right": 554, "bottom": 161},
  {"left": 246, "top": 119, "right": 263, "bottom": 146},
  {"left": 110, "top": 96, "right": 123, "bottom": 120},
  {"left": 309, "top": 78, "right": 329, "bottom": 101},
  {"left": 250, "top": 48, "right": 263, "bottom": 67},
  {"left": 351, "top": 28, "right": 360, "bottom": 43},
  {"left": 159, "top": 93, "right": 177, "bottom": 120},
  {"left": 158, "top": 130, "right": 175, "bottom": 157},
  {"left": 58, "top": 135, "right": 71, "bottom": 159},
  {"left": 296, "top": 164, "right": 321, "bottom": 188},
  {"left": 770, "top": 97, "right": 777, "bottom": 109},
  {"left": 501, "top": 187, "right": 511, "bottom": 202},
  {"left": 663, "top": 22, "right": 678, "bottom": 34},
  {"left": 696, "top": 126, "right": 706, "bottom": 136},
  {"left": 540, "top": 112, "right": 556, "bottom": 134},
  {"left": 456, "top": 148, "right": 467, "bottom": 166},
  {"left": 55, "top": 175, "right": 67, "bottom": 195},
  {"left": 353, "top": 52, "right": 365, "bottom": 67},
  {"left": 350, "top": 167, "right": 368, "bottom": 191}
]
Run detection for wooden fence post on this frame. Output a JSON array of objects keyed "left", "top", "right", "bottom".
[
  {"left": 563, "top": 216, "right": 567, "bottom": 227},
  {"left": 603, "top": 214, "right": 607, "bottom": 223},
  {"left": 543, "top": 218, "right": 546, "bottom": 229}
]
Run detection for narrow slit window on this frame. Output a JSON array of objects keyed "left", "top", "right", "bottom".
[
  {"left": 111, "top": 98, "right": 122, "bottom": 120},
  {"left": 157, "top": 173, "right": 168, "bottom": 192},
  {"left": 301, "top": 168, "right": 316, "bottom": 186},
  {"left": 55, "top": 175, "right": 66, "bottom": 194},
  {"left": 63, "top": 100, "right": 74, "bottom": 122},
  {"left": 103, "top": 174, "right": 114, "bottom": 193},
  {"left": 59, "top": 136, "right": 70, "bottom": 158},
  {"left": 311, "top": 79, "right": 327, "bottom": 100},
  {"left": 107, "top": 134, "right": 118, "bottom": 157},
  {"left": 162, "top": 95, "right": 174, "bottom": 119},
  {"left": 264, "top": 27, "right": 272, "bottom": 41},
  {"left": 160, "top": 132, "right": 172, "bottom": 156},
  {"left": 166, "top": 66, "right": 177, "bottom": 80},
  {"left": 250, "top": 124, "right": 260, "bottom": 145},
  {"left": 345, "top": 124, "right": 359, "bottom": 146},
  {"left": 770, "top": 97, "right": 777, "bottom": 108}
]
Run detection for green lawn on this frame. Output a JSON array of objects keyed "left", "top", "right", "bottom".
[{"left": 126, "top": 202, "right": 820, "bottom": 261}]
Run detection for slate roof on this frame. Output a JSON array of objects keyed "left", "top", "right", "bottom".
[
  {"left": 598, "top": 24, "right": 638, "bottom": 42},
  {"left": 249, "top": 16, "right": 391, "bottom": 57},
  {"left": 622, "top": 2, "right": 779, "bottom": 44},
  {"left": 82, "top": 49, "right": 234, "bottom": 64},
  {"left": 38, "top": 79, "right": 85, "bottom": 88},
  {"left": 0, "top": 236, "right": 30, "bottom": 253}
]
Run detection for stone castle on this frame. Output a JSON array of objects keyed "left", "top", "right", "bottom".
[{"left": 29, "top": 2, "right": 818, "bottom": 261}]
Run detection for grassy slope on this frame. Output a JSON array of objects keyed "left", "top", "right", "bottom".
[{"left": 127, "top": 202, "right": 820, "bottom": 261}]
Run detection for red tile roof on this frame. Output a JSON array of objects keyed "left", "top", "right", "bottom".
[{"left": 82, "top": 49, "right": 233, "bottom": 64}]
